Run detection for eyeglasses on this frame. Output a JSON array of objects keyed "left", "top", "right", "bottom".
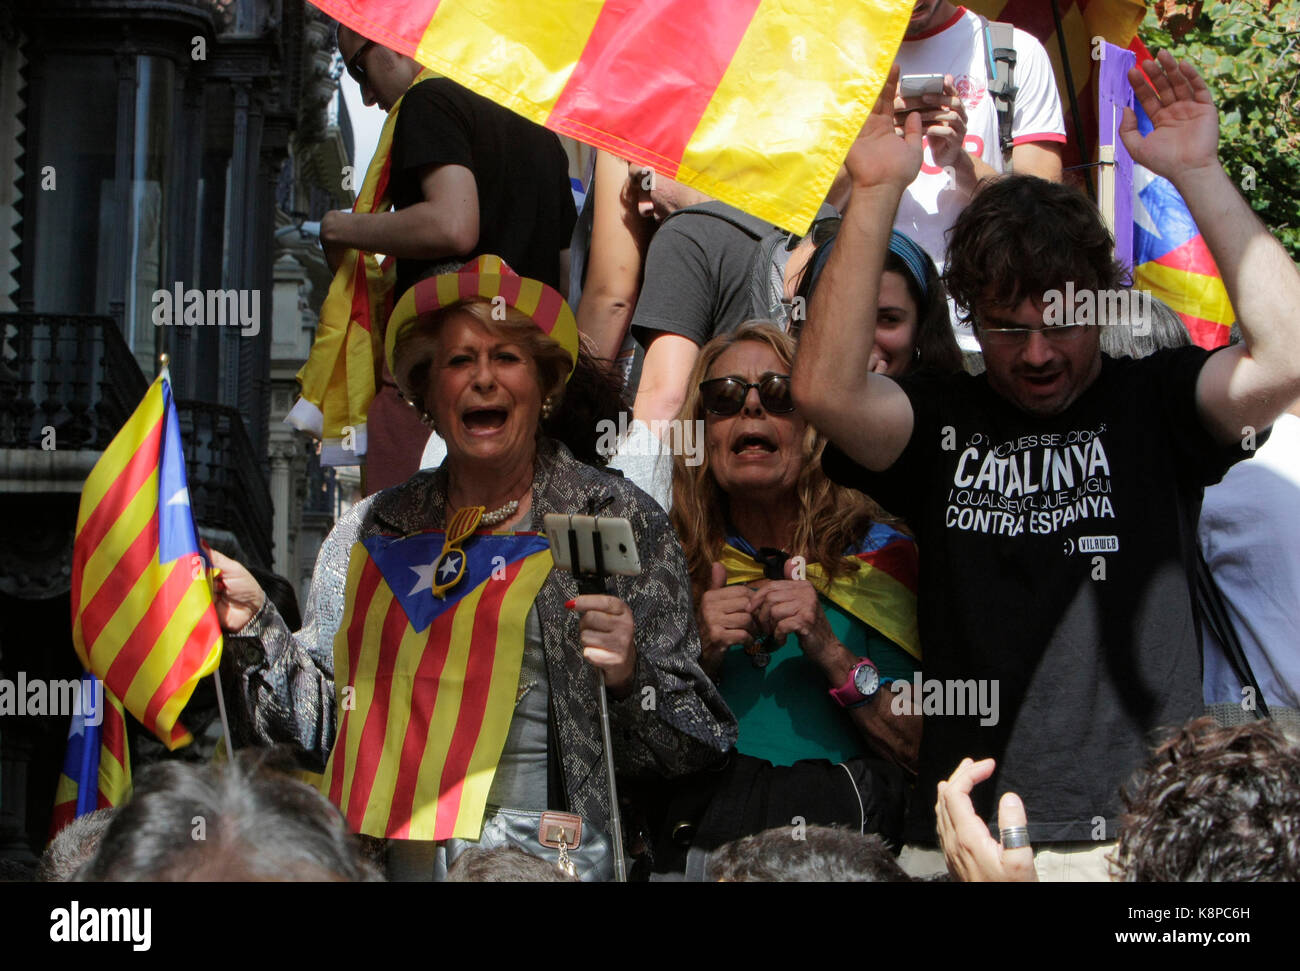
[
  {"left": 978, "top": 323, "right": 1090, "bottom": 346},
  {"left": 699, "top": 375, "right": 794, "bottom": 417},
  {"left": 345, "top": 39, "right": 376, "bottom": 86}
]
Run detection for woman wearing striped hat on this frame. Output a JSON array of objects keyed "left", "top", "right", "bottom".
[{"left": 211, "top": 256, "right": 736, "bottom": 880}]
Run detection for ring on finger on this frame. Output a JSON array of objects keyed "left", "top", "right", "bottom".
[{"left": 1000, "top": 826, "right": 1031, "bottom": 850}]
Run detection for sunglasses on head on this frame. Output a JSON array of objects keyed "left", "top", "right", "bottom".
[
  {"left": 698, "top": 374, "right": 794, "bottom": 417},
  {"left": 345, "top": 39, "right": 376, "bottom": 86}
]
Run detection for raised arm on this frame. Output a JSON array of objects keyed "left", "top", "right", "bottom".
[
  {"left": 792, "top": 67, "right": 923, "bottom": 471},
  {"left": 1121, "top": 51, "right": 1300, "bottom": 446},
  {"left": 576, "top": 150, "right": 653, "bottom": 361}
]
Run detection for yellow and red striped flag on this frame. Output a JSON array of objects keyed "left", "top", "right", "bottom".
[
  {"left": 312, "top": 0, "right": 916, "bottom": 234},
  {"left": 50, "top": 672, "right": 131, "bottom": 838},
  {"left": 71, "top": 373, "right": 223, "bottom": 750},
  {"left": 325, "top": 529, "right": 553, "bottom": 840}
]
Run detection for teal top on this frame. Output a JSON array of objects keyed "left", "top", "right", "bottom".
[{"left": 719, "top": 597, "right": 919, "bottom": 767}]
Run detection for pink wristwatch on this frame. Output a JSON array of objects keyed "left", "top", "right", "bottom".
[{"left": 830, "top": 659, "right": 882, "bottom": 709}]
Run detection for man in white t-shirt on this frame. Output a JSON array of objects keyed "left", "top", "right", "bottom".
[{"left": 894, "top": 1, "right": 1067, "bottom": 350}]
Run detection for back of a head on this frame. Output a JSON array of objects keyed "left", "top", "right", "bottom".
[
  {"left": 445, "top": 846, "right": 579, "bottom": 882},
  {"left": 1099, "top": 294, "right": 1191, "bottom": 359},
  {"left": 1116, "top": 717, "right": 1300, "bottom": 881},
  {"left": 944, "top": 175, "right": 1127, "bottom": 326},
  {"left": 40, "top": 808, "right": 116, "bottom": 881},
  {"left": 79, "top": 749, "right": 383, "bottom": 881},
  {"left": 707, "top": 825, "right": 910, "bottom": 882}
]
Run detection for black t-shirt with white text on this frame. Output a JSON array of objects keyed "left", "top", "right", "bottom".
[
  {"left": 823, "top": 348, "right": 1256, "bottom": 842},
  {"left": 390, "top": 78, "right": 575, "bottom": 296}
]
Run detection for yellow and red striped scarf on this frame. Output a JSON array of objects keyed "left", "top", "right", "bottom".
[
  {"left": 719, "top": 524, "right": 920, "bottom": 661},
  {"left": 287, "top": 67, "right": 437, "bottom": 465}
]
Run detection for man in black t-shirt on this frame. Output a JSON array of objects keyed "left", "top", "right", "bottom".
[
  {"left": 323, "top": 25, "right": 575, "bottom": 493},
  {"left": 792, "top": 57, "right": 1300, "bottom": 877}
]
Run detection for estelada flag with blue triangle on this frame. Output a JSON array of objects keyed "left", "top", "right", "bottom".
[
  {"left": 323, "top": 525, "right": 553, "bottom": 840},
  {"left": 49, "top": 670, "right": 131, "bottom": 838},
  {"left": 1129, "top": 38, "right": 1234, "bottom": 349},
  {"left": 70, "top": 371, "right": 223, "bottom": 751}
]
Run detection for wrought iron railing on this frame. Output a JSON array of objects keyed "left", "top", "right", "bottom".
[
  {"left": 176, "top": 400, "right": 274, "bottom": 568},
  {"left": 0, "top": 313, "right": 148, "bottom": 450}
]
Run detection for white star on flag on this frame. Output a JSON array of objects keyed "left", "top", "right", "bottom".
[
  {"left": 165, "top": 487, "right": 191, "bottom": 506},
  {"left": 408, "top": 561, "right": 438, "bottom": 596},
  {"left": 1132, "top": 165, "right": 1160, "bottom": 240},
  {"left": 437, "top": 553, "right": 462, "bottom": 581}
]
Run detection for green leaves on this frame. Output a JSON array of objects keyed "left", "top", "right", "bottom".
[{"left": 1140, "top": 0, "right": 1300, "bottom": 257}]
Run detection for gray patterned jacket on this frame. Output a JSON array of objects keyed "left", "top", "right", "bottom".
[{"left": 224, "top": 438, "right": 737, "bottom": 830}]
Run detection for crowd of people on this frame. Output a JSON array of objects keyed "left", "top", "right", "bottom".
[{"left": 43, "top": 2, "right": 1300, "bottom": 882}]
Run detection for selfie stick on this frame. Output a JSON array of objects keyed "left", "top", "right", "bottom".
[{"left": 567, "top": 522, "right": 628, "bottom": 883}]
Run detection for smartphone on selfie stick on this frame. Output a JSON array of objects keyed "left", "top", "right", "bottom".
[{"left": 544, "top": 513, "right": 642, "bottom": 882}]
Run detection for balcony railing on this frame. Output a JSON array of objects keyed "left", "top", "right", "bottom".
[
  {"left": 0, "top": 313, "right": 148, "bottom": 450},
  {"left": 0, "top": 313, "right": 274, "bottom": 568},
  {"left": 176, "top": 400, "right": 274, "bottom": 569}
]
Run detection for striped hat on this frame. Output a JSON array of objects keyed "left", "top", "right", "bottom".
[{"left": 385, "top": 255, "right": 579, "bottom": 401}]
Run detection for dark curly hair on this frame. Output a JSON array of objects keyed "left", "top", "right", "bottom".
[
  {"left": 1114, "top": 717, "right": 1300, "bottom": 882},
  {"left": 943, "top": 175, "right": 1129, "bottom": 328}
]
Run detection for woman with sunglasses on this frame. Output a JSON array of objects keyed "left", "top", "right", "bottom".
[{"left": 651, "top": 322, "right": 923, "bottom": 873}]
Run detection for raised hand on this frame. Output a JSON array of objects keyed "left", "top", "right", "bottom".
[
  {"left": 208, "top": 548, "right": 266, "bottom": 634},
  {"left": 1120, "top": 49, "right": 1220, "bottom": 183},
  {"left": 844, "top": 65, "right": 925, "bottom": 193},
  {"left": 935, "top": 757, "right": 1038, "bottom": 882}
]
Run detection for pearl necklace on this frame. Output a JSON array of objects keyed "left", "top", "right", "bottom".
[{"left": 479, "top": 499, "right": 520, "bottom": 527}]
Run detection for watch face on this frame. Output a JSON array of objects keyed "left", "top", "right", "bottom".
[{"left": 853, "top": 662, "right": 880, "bottom": 698}]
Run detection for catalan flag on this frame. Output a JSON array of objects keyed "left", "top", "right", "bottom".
[
  {"left": 968, "top": 0, "right": 1148, "bottom": 170},
  {"left": 311, "top": 0, "right": 916, "bottom": 234},
  {"left": 71, "top": 373, "right": 223, "bottom": 750},
  {"left": 50, "top": 672, "right": 131, "bottom": 838},
  {"left": 1128, "top": 37, "right": 1233, "bottom": 348},
  {"left": 325, "top": 529, "right": 553, "bottom": 840},
  {"left": 718, "top": 522, "right": 920, "bottom": 661}
]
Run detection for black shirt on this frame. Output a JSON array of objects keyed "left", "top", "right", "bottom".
[
  {"left": 390, "top": 78, "right": 576, "bottom": 296},
  {"left": 823, "top": 348, "right": 1254, "bottom": 842}
]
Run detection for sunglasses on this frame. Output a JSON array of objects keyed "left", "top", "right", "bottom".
[
  {"left": 699, "top": 374, "right": 794, "bottom": 417},
  {"left": 345, "top": 39, "right": 376, "bottom": 86}
]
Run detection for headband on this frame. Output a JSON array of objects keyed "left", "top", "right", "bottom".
[{"left": 806, "top": 229, "right": 932, "bottom": 303}]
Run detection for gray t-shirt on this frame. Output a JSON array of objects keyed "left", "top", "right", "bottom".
[{"left": 628, "top": 201, "right": 767, "bottom": 348}]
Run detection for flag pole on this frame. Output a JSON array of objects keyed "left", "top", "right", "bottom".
[
  {"left": 213, "top": 670, "right": 236, "bottom": 763},
  {"left": 160, "top": 351, "right": 236, "bottom": 764}
]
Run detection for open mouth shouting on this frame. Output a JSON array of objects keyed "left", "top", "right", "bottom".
[
  {"left": 461, "top": 405, "right": 510, "bottom": 436},
  {"left": 731, "top": 429, "right": 779, "bottom": 456}
]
